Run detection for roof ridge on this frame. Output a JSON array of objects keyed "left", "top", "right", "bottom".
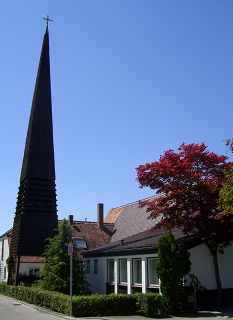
[
  {"left": 111, "top": 195, "right": 158, "bottom": 210},
  {"left": 58, "top": 219, "right": 113, "bottom": 225},
  {"left": 0, "top": 227, "right": 13, "bottom": 237}
]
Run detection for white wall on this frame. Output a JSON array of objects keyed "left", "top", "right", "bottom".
[
  {"left": 0, "top": 236, "right": 10, "bottom": 282},
  {"left": 188, "top": 243, "right": 233, "bottom": 290},
  {"left": 19, "top": 263, "right": 44, "bottom": 276},
  {"left": 218, "top": 245, "right": 233, "bottom": 288},
  {"left": 85, "top": 257, "right": 106, "bottom": 294}
]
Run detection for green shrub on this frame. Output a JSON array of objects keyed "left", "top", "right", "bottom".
[
  {"left": 0, "top": 283, "right": 5, "bottom": 294},
  {"left": 136, "top": 293, "right": 167, "bottom": 317},
  {"left": 71, "top": 293, "right": 166, "bottom": 317},
  {"left": 72, "top": 294, "right": 138, "bottom": 317},
  {"left": 0, "top": 283, "right": 167, "bottom": 317},
  {"left": 156, "top": 232, "right": 191, "bottom": 313},
  {"left": 4, "top": 284, "right": 15, "bottom": 297},
  {"left": 49, "top": 292, "right": 68, "bottom": 314}
]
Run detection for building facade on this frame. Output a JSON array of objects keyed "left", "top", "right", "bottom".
[
  {"left": 0, "top": 230, "right": 11, "bottom": 282},
  {"left": 83, "top": 231, "right": 233, "bottom": 295}
]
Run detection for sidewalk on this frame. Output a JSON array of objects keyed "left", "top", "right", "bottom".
[
  {"left": 48, "top": 308, "right": 233, "bottom": 320},
  {"left": 61, "top": 308, "right": 233, "bottom": 320}
]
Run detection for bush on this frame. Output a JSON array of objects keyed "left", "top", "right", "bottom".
[
  {"left": 156, "top": 232, "right": 191, "bottom": 313},
  {"left": 136, "top": 293, "right": 167, "bottom": 317},
  {"left": 0, "top": 283, "right": 167, "bottom": 317},
  {"left": 72, "top": 294, "right": 138, "bottom": 317}
]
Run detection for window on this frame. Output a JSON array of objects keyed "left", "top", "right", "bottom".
[
  {"left": 1, "top": 240, "right": 4, "bottom": 261},
  {"left": 148, "top": 258, "right": 159, "bottom": 286},
  {"left": 107, "top": 260, "right": 114, "bottom": 283},
  {"left": 73, "top": 238, "right": 87, "bottom": 249},
  {"left": 94, "top": 259, "right": 98, "bottom": 273},
  {"left": 119, "top": 259, "right": 127, "bottom": 283},
  {"left": 133, "top": 259, "right": 142, "bottom": 284},
  {"left": 29, "top": 267, "right": 40, "bottom": 276},
  {"left": 83, "top": 260, "right": 90, "bottom": 273},
  {"left": 3, "top": 267, "right": 6, "bottom": 280}
]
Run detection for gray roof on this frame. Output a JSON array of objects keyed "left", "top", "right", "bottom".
[
  {"left": 83, "top": 227, "right": 201, "bottom": 258},
  {"left": 109, "top": 197, "right": 161, "bottom": 243}
]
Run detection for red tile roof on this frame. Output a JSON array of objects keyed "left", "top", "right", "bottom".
[
  {"left": 71, "top": 221, "right": 113, "bottom": 250},
  {"left": 104, "top": 207, "right": 124, "bottom": 223},
  {"left": 20, "top": 256, "right": 45, "bottom": 263}
]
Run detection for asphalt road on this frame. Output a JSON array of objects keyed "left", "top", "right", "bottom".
[
  {"left": 0, "top": 295, "right": 70, "bottom": 320},
  {"left": 1, "top": 295, "right": 233, "bottom": 320}
]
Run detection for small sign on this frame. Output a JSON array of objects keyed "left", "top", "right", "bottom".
[
  {"left": 68, "top": 242, "right": 73, "bottom": 255},
  {"left": 187, "top": 295, "right": 194, "bottom": 303}
]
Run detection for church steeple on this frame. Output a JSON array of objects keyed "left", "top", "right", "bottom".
[
  {"left": 20, "top": 26, "right": 55, "bottom": 182},
  {"left": 10, "top": 25, "right": 58, "bottom": 257}
]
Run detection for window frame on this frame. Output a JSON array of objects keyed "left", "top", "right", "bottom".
[
  {"left": 147, "top": 258, "right": 159, "bottom": 286},
  {"left": 73, "top": 237, "right": 87, "bottom": 249},
  {"left": 1, "top": 239, "right": 4, "bottom": 261},
  {"left": 93, "top": 259, "right": 98, "bottom": 274},
  {"left": 132, "top": 258, "right": 142, "bottom": 285},
  {"left": 119, "top": 259, "right": 127, "bottom": 284},
  {"left": 107, "top": 259, "right": 114, "bottom": 283},
  {"left": 29, "top": 267, "right": 40, "bottom": 276},
  {"left": 83, "top": 259, "right": 90, "bottom": 273}
]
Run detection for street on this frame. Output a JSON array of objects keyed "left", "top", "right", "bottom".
[{"left": 0, "top": 295, "right": 72, "bottom": 320}]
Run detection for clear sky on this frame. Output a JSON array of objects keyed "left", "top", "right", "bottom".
[{"left": 1, "top": 1, "right": 233, "bottom": 235}]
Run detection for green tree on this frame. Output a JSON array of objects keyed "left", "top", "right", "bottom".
[
  {"left": 219, "top": 169, "right": 233, "bottom": 213},
  {"left": 156, "top": 232, "right": 191, "bottom": 313},
  {"left": 39, "top": 219, "right": 90, "bottom": 295},
  {"left": 219, "top": 139, "right": 233, "bottom": 213},
  {"left": 6, "top": 256, "right": 16, "bottom": 285}
]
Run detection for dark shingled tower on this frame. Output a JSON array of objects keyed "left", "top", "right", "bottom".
[{"left": 10, "top": 25, "right": 58, "bottom": 258}]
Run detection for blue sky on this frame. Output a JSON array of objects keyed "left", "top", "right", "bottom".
[{"left": 1, "top": 1, "right": 233, "bottom": 235}]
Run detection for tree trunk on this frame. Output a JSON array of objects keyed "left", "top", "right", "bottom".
[
  {"left": 205, "top": 242, "right": 222, "bottom": 309},
  {"left": 15, "top": 256, "right": 20, "bottom": 286},
  {"left": 212, "top": 251, "right": 222, "bottom": 309}
]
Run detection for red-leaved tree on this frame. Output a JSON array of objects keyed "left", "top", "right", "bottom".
[{"left": 136, "top": 142, "right": 233, "bottom": 307}]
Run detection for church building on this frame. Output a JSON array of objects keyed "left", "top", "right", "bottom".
[{"left": 9, "top": 21, "right": 58, "bottom": 284}]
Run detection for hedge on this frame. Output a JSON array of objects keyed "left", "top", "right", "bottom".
[
  {"left": 72, "top": 294, "right": 137, "bottom": 317},
  {"left": 0, "top": 284, "right": 69, "bottom": 314},
  {"left": 0, "top": 283, "right": 166, "bottom": 318}
]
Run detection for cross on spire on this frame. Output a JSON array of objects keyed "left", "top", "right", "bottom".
[{"left": 43, "top": 15, "right": 53, "bottom": 25}]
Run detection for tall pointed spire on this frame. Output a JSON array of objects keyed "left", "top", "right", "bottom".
[{"left": 10, "top": 26, "right": 58, "bottom": 257}]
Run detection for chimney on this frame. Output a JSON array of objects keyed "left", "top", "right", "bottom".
[
  {"left": 97, "top": 203, "right": 104, "bottom": 229},
  {"left": 68, "top": 214, "right": 73, "bottom": 225}
]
